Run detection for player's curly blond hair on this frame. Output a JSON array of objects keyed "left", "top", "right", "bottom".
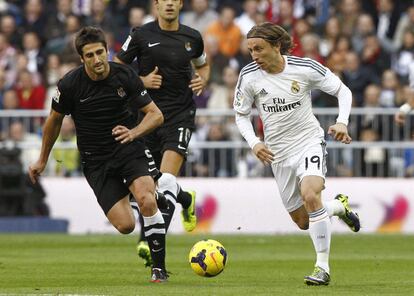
[{"left": 247, "top": 22, "right": 294, "bottom": 55}]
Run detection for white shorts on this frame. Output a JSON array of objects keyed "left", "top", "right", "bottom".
[{"left": 271, "top": 141, "right": 327, "bottom": 213}]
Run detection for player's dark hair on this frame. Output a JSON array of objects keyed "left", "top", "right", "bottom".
[
  {"left": 74, "top": 26, "right": 107, "bottom": 56},
  {"left": 247, "top": 22, "right": 294, "bottom": 55}
]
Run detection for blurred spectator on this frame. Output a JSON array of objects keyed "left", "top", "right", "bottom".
[
  {"left": 351, "top": 13, "right": 376, "bottom": 55},
  {"left": 207, "top": 66, "right": 239, "bottom": 109},
  {"left": 358, "top": 127, "right": 388, "bottom": 177},
  {"left": 142, "top": 0, "right": 157, "bottom": 24},
  {"left": 360, "top": 34, "right": 391, "bottom": 76},
  {"left": 14, "top": 69, "right": 45, "bottom": 110},
  {"left": 363, "top": 84, "right": 381, "bottom": 108},
  {"left": 357, "top": 84, "right": 393, "bottom": 141},
  {"left": 45, "top": 0, "right": 74, "bottom": 40},
  {"left": 276, "top": 0, "right": 295, "bottom": 32},
  {"left": 22, "top": 31, "right": 45, "bottom": 74},
  {"left": 336, "top": 0, "right": 360, "bottom": 37},
  {"left": 235, "top": 0, "right": 258, "bottom": 36},
  {"left": 204, "top": 34, "right": 230, "bottom": 85},
  {"left": 194, "top": 121, "right": 236, "bottom": 177},
  {"left": 379, "top": 69, "right": 403, "bottom": 107},
  {"left": 85, "top": 0, "right": 119, "bottom": 34},
  {"left": 52, "top": 117, "right": 80, "bottom": 177},
  {"left": 374, "top": 0, "right": 401, "bottom": 53},
  {"left": 21, "top": 0, "right": 46, "bottom": 39},
  {"left": 2, "top": 89, "right": 20, "bottom": 110},
  {"left": 0, "top": 71, "right": 6, "bottom": 108},
  {"left": 392, "top": 28, "right": 414, "bottom": 82},
  {"left": 403, "top": 132, "right": 414, "bottom": 177},
  {"left": 46, "top": 14, "right": 81, "bottom": 63},
  {"left": 342, "top": 51, "right": 380, "bottom": 107},
  {"left": 0, "top": 14, "right": 22, "bottom": 49},
  {"left": 8, "top": 121, "right": 41, "bottom": 171},
  {"left": 118, "top": 6, "right": 146, "bottom": 42},
  {"left": 291, "top": 17, "right": 311, "bottom": 57},
  {"left": 108, "top": 0, "right": 146, "bottom": 29},
  {"left": 15, "top": 53, "right": 41, "bottom": 85},
  {"left": 0, "top": 32, "right": 18, "bottom": 88},
  {"left": 43, "top": 54, "right": 61, "bottom": 110},
  {"left": 300, "top": 33, "right": 324, "bottom": 64},
  {"left": 319, "top": 16, "right": 341, "bottom": 57},
  {"left": 205, "top": 5, "right": 242, "bottom": 57},
  {"left": 325, "top": 35, "right": 352, "bottom": 76},
  {"left": 393, "top": 4, "right": 414, "bottom": 50},
  {"left": 181, "top": 0, "right": 218, "bottom": 34}
]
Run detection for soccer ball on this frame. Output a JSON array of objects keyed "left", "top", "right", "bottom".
[{"left": 188, "top": 239, "right": 227, "bottom": 277}]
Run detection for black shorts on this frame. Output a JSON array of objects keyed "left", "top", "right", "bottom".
[
  {"left": 82, "top": 141, "right": 159, "bottom": 214},
  {"left": 144, "top": 114, "right": 195, "bottom": 167}
]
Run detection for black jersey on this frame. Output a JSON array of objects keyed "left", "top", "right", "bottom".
[
  {"left": 51, "top": 62, "right": 152, "bottom": 161},
  {"left": 117, "top": 21, "right": 204, "bottom": 122}
]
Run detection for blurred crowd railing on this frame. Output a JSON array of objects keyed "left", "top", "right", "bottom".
[{"left": 0, "top": 108, "right": 413, "bottom": 178}]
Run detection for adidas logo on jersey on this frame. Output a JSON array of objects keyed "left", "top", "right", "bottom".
[{"left": 258, "top": 88, "right": 268, "bottom": 96}]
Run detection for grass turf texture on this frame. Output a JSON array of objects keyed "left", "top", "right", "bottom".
[{"left": 0, "top": 234, "right": 413, "bottom": 295}]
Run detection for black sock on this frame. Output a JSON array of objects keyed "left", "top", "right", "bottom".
[
  {"left": 160, "top": 200, "right": 175, "bottom": 232},
  {"left": 143, "top": 211, "right": 166, "bottom": 270},
  {"left": 177, "top": 186, "right": 192, "bottom": 209},
  {"left": 138, "top": 214, "right": 145, "bottom": 242}
]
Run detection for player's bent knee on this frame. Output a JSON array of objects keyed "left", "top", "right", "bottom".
[
  {"left": 138, "top": 193, "right": 157, "bottom": 216},
  {"left": 301, "top": 192, "right": 319, "bottom": 205},
  {"left": 115, "top": 222, "right": 135, "bottom": 234}
]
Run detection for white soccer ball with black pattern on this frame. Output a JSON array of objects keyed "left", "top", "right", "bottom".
[{"left": 188, "top": 239, "right": 227, "bottom": 277}]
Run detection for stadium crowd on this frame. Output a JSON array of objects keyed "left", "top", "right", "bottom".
[{"left": 0, "top": 0, "right": 413, "bottom": 178}]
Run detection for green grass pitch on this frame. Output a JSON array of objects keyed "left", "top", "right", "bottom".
[{"left": 0, "top": 234, "right": 413, "bottom": 295}]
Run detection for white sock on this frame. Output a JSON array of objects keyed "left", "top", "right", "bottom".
[
  {"left": 142, "top": 209, "right": 165, "bottom": 236},
  {"left": 323, "top": 199, "right": 345, "bottom": 217},
  {"left": 157, "top": 173, "right": 179, "bottom": 204},
  {"left": 308, "top": 208, "right": 331, "bottom": 274}
]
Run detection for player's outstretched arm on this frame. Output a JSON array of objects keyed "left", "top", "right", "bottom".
[
  {"left": 29, "top": 110, "right": 65, "bottom": 183},
  {"left": 113, "top": 101, "right": 164, "bottom": 144}
]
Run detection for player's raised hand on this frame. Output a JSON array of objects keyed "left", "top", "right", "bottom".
[
  {"left": 112, "top": 125, "right": 135, "bottom": 144},
  {"left": 252, "top": 142, "right": 274, "bottom": 165},
  {"left": 394, "top": 111, "right": 406, "bottom": 125},
  {"left": 189, "top": 72, "right": 205, "bottom": 96},
  {"left": 29, "top": 160, "right": 47, "bottom": 184},
  {"left": 328, "top": 123, "right": 352, "bottom": 144},
  {"left": 140, "top": 66, "right": 162, "bottom": 89}
]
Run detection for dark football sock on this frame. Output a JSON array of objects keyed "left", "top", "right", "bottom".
[
  {"left": 138, "top": 214, "right": 145, "bottom": 242},
  {"left": 161, "top": 195, "right": 176, "bottom": 232},
  {"left": 177, "top": 186, "right": 192, "bottom": 209},
  {"left": 143, "top": 210, "right": 166, "bottom": 270}
]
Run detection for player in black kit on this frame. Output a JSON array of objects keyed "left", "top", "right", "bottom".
[
  {"left": 28, "top": 27, "right": 169, "bottom": 282},
  {"left": 115, "top": 0, "right": 210, "bottom": 266}
]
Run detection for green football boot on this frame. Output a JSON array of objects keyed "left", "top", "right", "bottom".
[
  {"left": 335, "top": 194, "right": 361, "bottom": 232},
  {"left": 304, "top": 266, "right": 331, "bottom": 286}
]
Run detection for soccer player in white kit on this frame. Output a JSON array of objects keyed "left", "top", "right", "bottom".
[{"left": 234, "top": 23, "right": 360, "bottom": 286}]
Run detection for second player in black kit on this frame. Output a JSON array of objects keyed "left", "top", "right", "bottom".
[
  {"left": 116, "top": 0, "right": 210, "bottom": 267},
  {"left": 29, "top": 27, "right": 169, "bottom": 282}
]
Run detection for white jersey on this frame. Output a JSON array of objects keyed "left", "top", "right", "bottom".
[{"left": 234, "top": 55, "right": 342, "bottom": 162}]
